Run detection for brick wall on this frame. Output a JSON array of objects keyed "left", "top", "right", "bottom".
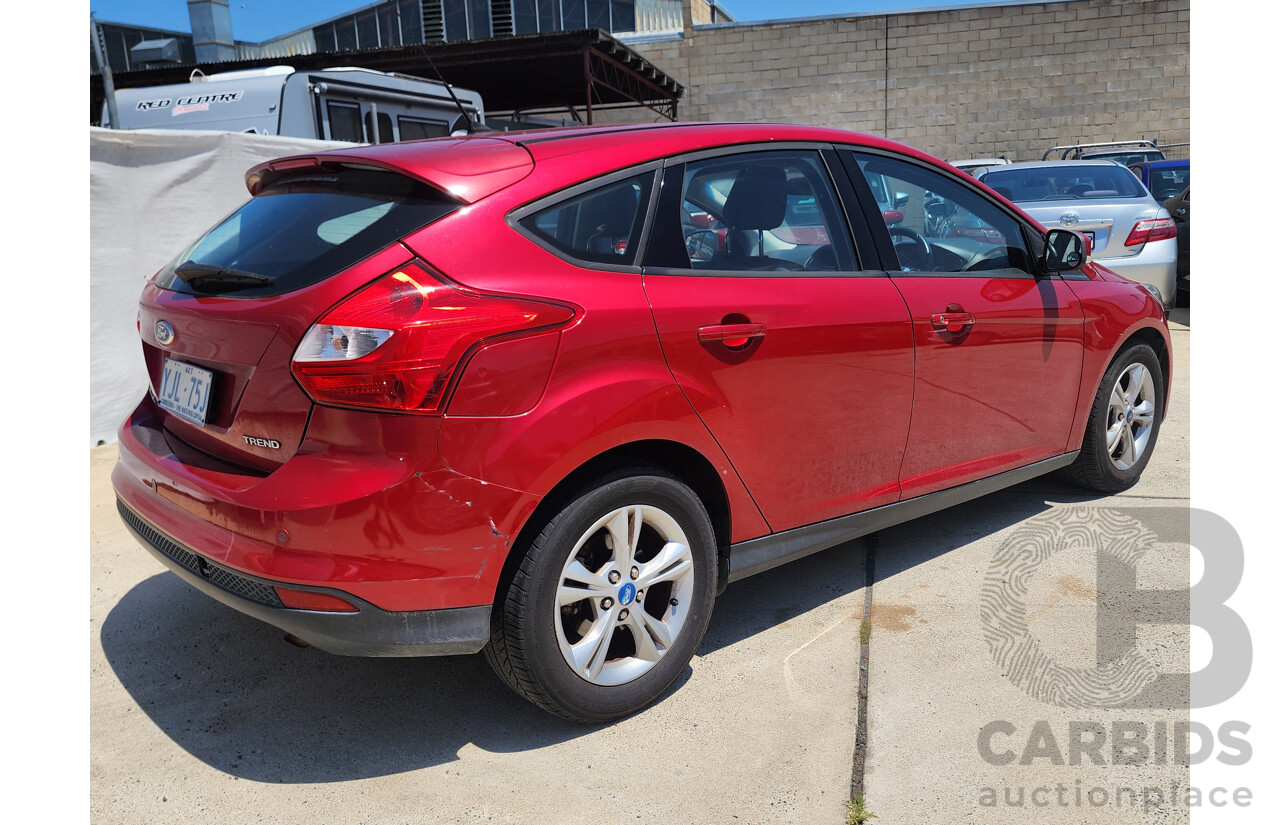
[{"left": 615, "top": 0, "right": 1189, "bottom": 163}]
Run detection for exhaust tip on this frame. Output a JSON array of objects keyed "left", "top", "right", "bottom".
[{"left": 282, "top": 633, "right": 310, "bottom": 648}]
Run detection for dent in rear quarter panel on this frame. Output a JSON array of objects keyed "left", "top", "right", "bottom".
[
  {"left": 1063, "top": 268, "right": 1173, "bottom": 451},
  {"left": 411, "top": 192, "right": 771, "bottom": 545}
]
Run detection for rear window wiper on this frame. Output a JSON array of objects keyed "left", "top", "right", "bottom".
[{"left": 174, "top": 261, "right": 272, "bottom": 289}]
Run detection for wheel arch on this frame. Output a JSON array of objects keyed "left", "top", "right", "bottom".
[
  {"left": 1115, "top": 323, "right": 1172, "bottom": 413},
  {"left": 494, "top": 440, "right": 735, "bottom": 602}
]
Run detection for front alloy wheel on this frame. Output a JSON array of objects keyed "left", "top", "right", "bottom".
[
  {"left": 1062, "top": 341, "right": 1165, "bottom": 493},
  {"left": 1105, "top": 362, "right": 1157, "bottom": 471}
]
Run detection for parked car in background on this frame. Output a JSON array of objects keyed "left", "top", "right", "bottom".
[
  {"left": 1163, "top": 186, "right": 1190, "bottom": 304},
  {"left": 1043, "top": 140, "right": 1167, "bottom": 166},
  {"left": 978, "top": 160, "right": 1178, "bottom": 307},
  {"left": 112, "top": 123, "right": 1171, "bottom": 722},
  {"left": 1080, "top": 148, "right": 1167, "bottom": 165},
  {"left": 1128, "top": 159, "right": 1190, "bottom": 201},
  {"left": 949, "top": 157, "right": 1011, "bottom": 176}
]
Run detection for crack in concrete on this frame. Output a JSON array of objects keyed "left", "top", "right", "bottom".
[{"left": 850, "top": 533, "right": 878, "bottom": 802}]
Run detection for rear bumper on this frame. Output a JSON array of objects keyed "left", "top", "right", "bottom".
[
  {"left": 113, "top": 395, "right": 540, "bottom": 615},
  {"left": 118, "top": 497, "right": 491, "bottom": 656},
  {"left": 1096, "top": 239, "right": 1178, "bottom": 308}
]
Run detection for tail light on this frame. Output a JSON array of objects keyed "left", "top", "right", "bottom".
[
  {"left": 1124, "top": 217, "right": 1177, "bottom": 247},
  {"left": 292, "top": 261, "right": 576, "bottom": 414}
]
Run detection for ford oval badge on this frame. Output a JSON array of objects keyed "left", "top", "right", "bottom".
[{"left": 154, "top": 321, "right": 175, "bottom": 346}]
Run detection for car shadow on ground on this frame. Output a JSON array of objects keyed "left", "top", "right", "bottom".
[{"left": 98, "top": 476, "right": 1118, "bottom": 784}]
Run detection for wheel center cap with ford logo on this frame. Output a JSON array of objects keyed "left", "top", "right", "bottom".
[{"left": 618, "top": 582, "right": 637, "bottom": 606}]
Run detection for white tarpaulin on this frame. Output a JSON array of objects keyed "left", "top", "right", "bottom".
[{"left": 89, "top": 127, "right": 353, "bottom": 445}]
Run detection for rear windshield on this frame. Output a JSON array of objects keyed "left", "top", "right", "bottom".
[
  {"left": 156, "top": 168, "right": 459, "bottom": 297},
  {"left": 980, "top": 166, "right": 1149, "bottom": 202}
]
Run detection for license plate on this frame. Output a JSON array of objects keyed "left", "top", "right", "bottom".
[
  {"left": 158, "top": 359, "right": 214, "bottom": 426},
  {"left": 1082, "top": 231, "right": 1096, "bottom": 244}
]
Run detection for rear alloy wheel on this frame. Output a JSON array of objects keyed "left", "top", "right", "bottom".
[
  {"left": 485, "top": 469, "right": 717, "bottom": 722},
  {"left": 1062, "top": 342, "right": 1164, "bottom": 492},
  {"left": 554, "top": 504, "right": 696, "bottom": 686}
]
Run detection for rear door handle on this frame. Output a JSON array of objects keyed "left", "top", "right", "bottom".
[
  {"left": 697, "top": 323, "right": 767, "bottom": 344},
  {"left": 930, "top": 312, "right": 976, "bottom": 334}
]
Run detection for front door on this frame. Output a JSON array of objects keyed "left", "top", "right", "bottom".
[{"left": 842, "top": 150, "right": 1086, "bottom": 498}]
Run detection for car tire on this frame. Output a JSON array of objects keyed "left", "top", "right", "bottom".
[
  {"left": 484, "top": 467, "right": 718, "bottom": 723},
  {"left": 1061, "top": 342, "right": 1164, "bottom": 493}
]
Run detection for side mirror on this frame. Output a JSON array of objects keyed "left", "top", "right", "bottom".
[
  {"left": 882, "top": 210, "right": 904, "bottom": 226},
  {"left": 1045, "top": 228, "right": 1086, "bottom": 272},
  {"left": 893, "top": 191, "right": 910, "bottom": 209}
]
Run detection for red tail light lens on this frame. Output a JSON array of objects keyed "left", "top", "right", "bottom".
[
  {"left": 1124, "top": 217, "right": 1177, "bottom": 247},
  {"left": 292, "top": 262, "right": 576, "bottom": 413}
]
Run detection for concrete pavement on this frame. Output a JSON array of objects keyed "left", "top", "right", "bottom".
[
  {"left": 91, "top": 447, "right": 864, "bottom": 824},
  {"left": 863, "top": 307, "right": 1191, "bottom": 823}
]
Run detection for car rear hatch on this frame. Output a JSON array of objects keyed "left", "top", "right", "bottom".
[{"left": 138, "top": 141, "right": 533, "bottom": 471}]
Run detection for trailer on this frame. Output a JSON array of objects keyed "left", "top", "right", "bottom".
[{"left": 106, "top": 65, "right": 485, "bottom": 143}]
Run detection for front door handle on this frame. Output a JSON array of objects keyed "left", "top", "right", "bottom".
[
  {"left": 930, "top": 312, "right": 976, "bottom": 334},
  {"left": 697, "top": 323, "right": 767, "bottom": 346}
]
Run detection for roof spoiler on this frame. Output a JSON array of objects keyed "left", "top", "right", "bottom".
[{"left": 245, "top": 138, "right": 533, "bottom": 203}]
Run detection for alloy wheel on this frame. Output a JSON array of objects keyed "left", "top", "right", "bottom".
[
  {"left": 554, "top": 505, "right": 696, "bottom": 686},
  {"left": 1106, "top": 362, "right": 1157, "bottom": 471}
]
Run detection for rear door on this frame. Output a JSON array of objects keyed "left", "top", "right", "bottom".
[
  {"left": 642, "top": 148, "right": 915, "bottom": 532},
  {"left": 841, "top": 150, "right": 1085, "bottom": 498}
]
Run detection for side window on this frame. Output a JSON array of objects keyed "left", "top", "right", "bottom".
[
  {"left": 651, "top": 150, "right": 856, "bottom": 273},
  {"left": 853, "top": 153, "right": 1032, "bottom": 275},
  {"left": 1148, "top": 167, "right": 1189, "bottom": 201},
  {"left": 520, "top": 172, "right": 655, "bottom": 266},
  {"left": 363, "top": 111, "right": 394, "bottom": 144},
  {"left": 398, "top": 116, "right": 449, "bottom": 141},
  {"left": 326, "top": 102, "right": 363, "bottom": 142}
]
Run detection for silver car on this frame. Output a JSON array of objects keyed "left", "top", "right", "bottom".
[{"left": 979, "top": 160, "right": 1178, "bottom": 308}]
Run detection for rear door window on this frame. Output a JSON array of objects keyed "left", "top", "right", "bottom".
[
  {"left": 645, "top": 150, "right": 856, "bottom": 273},
  {"left": 156, "top": 168, "right": 459, "bottom": 298}
]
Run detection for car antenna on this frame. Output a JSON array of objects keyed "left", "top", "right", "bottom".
[{"left": 416, "top": 41, "right": 490, "bottom": 134}]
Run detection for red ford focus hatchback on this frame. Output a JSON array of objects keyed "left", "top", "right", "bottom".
[{"left": 114, "top": 123, "right": 1170, "bottom": 722}]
